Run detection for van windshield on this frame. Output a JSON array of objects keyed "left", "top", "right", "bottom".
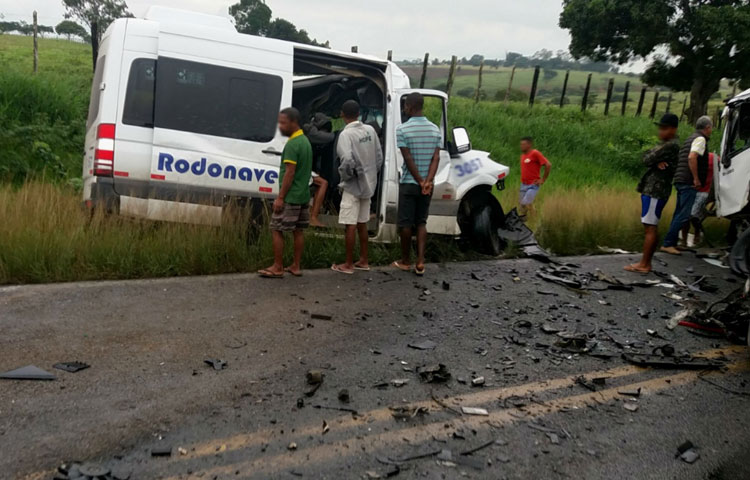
[{"left": 122, "top": 57, "right": 284, "bottom": 143}]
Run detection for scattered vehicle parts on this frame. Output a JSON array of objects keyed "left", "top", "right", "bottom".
[
  {"left": 622, "top": 353, "right": 725, "bottom": 370},
  {"left": 408, "top": 339, "right": 437, "bottom": 350},
  {"left": 204, "top": 358, "right": 227, "bottom": 370},
  {"left": 0, "top": 365, "right": 56, "bottom": 381},
  {"left": 417, "top": 364, "right": 451, "bottom": 383},
  {"left": 53, "top": 362, "right": 90, "bottom": 373},
  {"left": 461, "top": 406, "right": 489, "bottom": 416}
]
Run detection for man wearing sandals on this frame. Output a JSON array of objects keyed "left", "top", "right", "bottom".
[
  {"left": 259, "top": 107, "right": 313, "bottom": 278},
  {"left": 392, "top": 93, "right": 441, "bottom": 276},
  {"left": 332, "top": 100, "right": 384, "bottom": 274},
  {"left": 625, "top": 113, "right": 680, "bottom": 274}
]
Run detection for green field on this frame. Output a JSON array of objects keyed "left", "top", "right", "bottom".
[{"left": 0, "top": 34, "right": 731, "bottom": 284}]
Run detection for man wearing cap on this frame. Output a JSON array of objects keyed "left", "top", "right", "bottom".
[
  {"left": 660, "top": 115, "right": 713, "bottom": 255},
  {"left": 625, "top": 113, "right": 680, "bottom": 273}
]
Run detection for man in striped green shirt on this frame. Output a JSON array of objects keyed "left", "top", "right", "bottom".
[{"left": 393, "top": 92, "right": 441, "bottom": 276}]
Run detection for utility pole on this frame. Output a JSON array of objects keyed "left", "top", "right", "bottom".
[{"left": 474, "top": 59, "right": 484, "bottom": 103}]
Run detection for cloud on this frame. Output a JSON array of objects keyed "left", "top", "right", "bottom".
[{"left": 0, "top": 0, "right": 572, "bottom": 59}]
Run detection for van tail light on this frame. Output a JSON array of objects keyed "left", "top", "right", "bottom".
[{"left": 94, "top": 123, "right": 116, "bottom": 177}]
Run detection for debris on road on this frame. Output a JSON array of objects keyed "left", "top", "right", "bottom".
[
  {"left": 305, "top": 370, "right": 324, "bottom": 396},
  {"left": 621, "top": 353, "right": 725, "bottom": 370},
  {"left": 417, "top": 364, "right": 450, "bottom": 383},
  {"left": 310, "top": 313, "right": 333, "bottom": 321},
  {"left": 288, "top": 442, "right": 297, "bottom": 451},
  {"left": 575, "top": 376, "right": 598, "bottom": 392},
  {"left": 623, "top": 402, "right": 639, "bottom": 412},
  {"left": 407, "top": 339, "right": 437, "bottom": 350},
  {"left": 390, "top": 404, "right": 429, "bottom": 420},
  {"left": 391, "top": 379, "right": 409, "bottom": 388},
  {"left": 472, "top": 376, "right": 486, "bottom": 387},
  {"left": 618, "top": 387, "right": 642, "bottom": 397},
  {"left": 322, "top": 420, "right": 330, "bottom": 434},
  {"left": 53, "top": 362, "right": 90, "bottom": 373},
  {"left": 461, "top": 406, "right": 489, "bottom": 416},
  {"left": 0, "top": 365, "right": 56, "bottom": 381},
  {"left": 204, "top": 358, "right": 227, "bottom": 371},
  {"left": 338, "top": 389, "right": 350, "bottom": 403},
  {"left": 676, "top": 441, "right": 700, "bottom": 464},
  {"left": 151, "top": 444, "right": 172, "bottom": 457}
]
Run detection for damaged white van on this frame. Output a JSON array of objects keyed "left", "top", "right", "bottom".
[{"left": 83, "top": 7, "right": 510, "bottom": 254}]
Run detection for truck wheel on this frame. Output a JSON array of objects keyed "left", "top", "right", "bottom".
[
  {"left": 471, "top": 202, "right": 504, "bottom": 256},
  {"left": 730, "top": 226, "right": 750, "bottom": 276}
]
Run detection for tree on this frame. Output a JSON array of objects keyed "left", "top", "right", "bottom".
[
  {"left": 56, "top": 19, "right": 88, "bottom": 40},
  {"left": 62, "top": 0, "right": 133, "bottom": 71},
  {"left": 560, "top": 0, "right": 750, "bottom": 122},
  {"left": 228, "top": 0, "right": 328, "bottom": 47},
  {"left": 229, "top": 0, "right": 271, "bottom": 36},
  {"left": 38, "top": 25, "right": 55, "bottom": 37}
]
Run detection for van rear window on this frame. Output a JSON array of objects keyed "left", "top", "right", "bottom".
[
  {"left": 122, "top": 58, "right": 156, "bottom": 128},
  {"left": 153, "top": 57, "right": 283, "bottom": 142},
  {"left": 86, "top": 55, "right": 106, "bottom": 130}
]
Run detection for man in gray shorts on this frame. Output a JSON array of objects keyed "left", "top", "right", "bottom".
[{"left": 393, "top": 93, "right": 441, "bottom": 276}]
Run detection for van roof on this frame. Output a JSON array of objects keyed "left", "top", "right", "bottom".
[
  {"left": 728, "top": 88, "right": 750, "bottom": 106},
  {"left": 143, "top": 6, "right": 389, "bottom": 69}
]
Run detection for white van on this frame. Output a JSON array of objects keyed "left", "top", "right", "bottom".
[{"left": 83, "top": 7, "right": 510, "bottom": 254}]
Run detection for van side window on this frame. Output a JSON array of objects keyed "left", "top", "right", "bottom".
[
  {"left": 154, "top": 57, "right": 283, "bottom": 142},
  {"left": 122, "top": 58, "right": 156, "bottom": 128},
  {"left": 86, "top": 55, "right": 106, "bottom": 130}
]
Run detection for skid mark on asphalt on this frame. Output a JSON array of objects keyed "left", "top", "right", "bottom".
[{"left": 136, "top": 347, "right": 748, "bottom": 479}]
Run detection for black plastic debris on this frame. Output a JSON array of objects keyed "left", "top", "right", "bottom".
[
  {"left": 442, "top": 281, "right": 451, "bottom": 291},
  {"left": 151, "top": 445, "right": 172, "bottom": 457},
  {"left": 622, "top": 353, "right": 725, "bottom": 370},
  {"left": 204, "top": 358, "right": 227, "bottom": 371},
  {"left": 497, "top": 209, "right": 537, "bottom": 246},
  {"left": 537, "top": 271, "right": 582, "bottom": 290},
  {"left": 417, "top": 364, "right": 451, "bottom": 383},
  {"left": 0, "top": 365, "right": 56, "bottom": 381},
  {"left": 408, "top": 340, "right": 437, "bottom": 350},
  {"left": 618, "top": 387, "right": 642, "bottom": 397},
  {"left": 53, "top": 362, "right": 90, "bottom": 373},
  {"left": 338, "top": 389, "right": 350, "bottom": 403},
  {"left": 311, "top": 313, "right": 333, "bottom": 321}
]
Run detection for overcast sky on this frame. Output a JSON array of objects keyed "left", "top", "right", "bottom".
[{"left": 1, "top": 0, "right": 574, "bottom": 60}]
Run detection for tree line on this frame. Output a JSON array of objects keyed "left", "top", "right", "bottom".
[{"left": 0, "top": 19, "right": 89, "bottom": 41}]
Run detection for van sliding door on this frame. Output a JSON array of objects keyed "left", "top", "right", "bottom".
[{"left": 149, "top": 27, "right": 293, "bottom": 203}]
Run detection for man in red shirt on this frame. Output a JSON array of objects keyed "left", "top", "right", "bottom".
[{"left": 518, "top": 137, "right": 552, "bottom": 218}]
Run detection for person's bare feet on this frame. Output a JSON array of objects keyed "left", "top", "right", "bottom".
[
  {"left": 624, "top": 263, "right": 651, "bottom": 274},
  {"left": 392, "top": 261, "right": 411, "bottom": 272},
  {"left": 331, "top": 263, "right": 354, "bottom": 274},
  {"left": 660, "top": 246, "right": 682, "bottom": 255},
  {"left": 309, "top": 219, "right": 325, "bottom": 228}
]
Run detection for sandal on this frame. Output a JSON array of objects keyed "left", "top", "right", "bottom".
[
  {"left": 258, "top": 268, "right": 284, "bottom": 279},
  {"left": 392, "top": 261, "right": 412, "bottom": 272},
  {"left": 354, "top": 264, "right": 371, "bottom": 271},
  {"left": 623, "top": 264, "right": 651, "bottom": 274},
  {"left": 331, "top": 264, "right": 354, "bottom": 275},
  {"left": 285, "top": 267, "right": 303, "bottom": 277},
  {"left": 415, "top": 265, "right": 426, "bottom": 276}
]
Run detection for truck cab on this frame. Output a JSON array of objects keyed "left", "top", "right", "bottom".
[{"left": 83, "top": 7, "right": 509, "bottom": 254}]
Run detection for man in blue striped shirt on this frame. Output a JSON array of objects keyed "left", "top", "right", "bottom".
[{"left": 393, "top": 92, "right": 441, "bottom": 276}]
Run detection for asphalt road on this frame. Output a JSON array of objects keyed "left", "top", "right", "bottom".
[{"left": 1, "top": 253, "right": 749, "bottom": 480}]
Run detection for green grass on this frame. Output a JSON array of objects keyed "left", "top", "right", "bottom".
[{"left": 0, "top": 34, "right": 731, "bottom": 284}]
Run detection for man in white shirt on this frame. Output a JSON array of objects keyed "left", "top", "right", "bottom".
[
  {"left": 661, "top": 115, "right": 713, "bottom": 255},
  {"left": 331, "top": 100, "right": 383, "bottom": 274}
]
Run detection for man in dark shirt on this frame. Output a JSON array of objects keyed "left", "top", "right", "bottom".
[{"left": 625, "top": 113, "right": 680, "bottom": 274}]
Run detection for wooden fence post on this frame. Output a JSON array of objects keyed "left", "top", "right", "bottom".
[
  {"left": 474, "top": 59, "right": 484, "bottom": 103},
  {"left": 680, "top": 97, "right": 688, "bottom": 121},
  {"left": 581, "top": 73, "right": 592, "bottom": 112},
  {"left": 351, "top": 46, "right": 358, "bottom": 53},
  {"left": 387, "top": 50, "right": 392, "bottom": 61},
  {"left": 636, "top": 87, "right": 647, "bottom": 116},
  {"left": 560, "top": 70, "right": 570, "bottom": 108},
  {"left": 32, "top": 11, "right": 38, "bottom": 74},
  {"left": 621, "top": 81, "right": 630, "bottom": 116},
  {"left": 419, "top": 53, "right": 429, "bottom": 89},
  {"left": 446, "top": 55, "right": 457, "bottom": 98},
  {"left": 529, "top": 65, "right": 540, "bottom": 106},
  {"left": 604, "top": 78, "right": 614, "bottom": 115},
  {"left": 504, "top": 65, "right": 516, "bottom": 104},
  {"left": 650, "top": 90, "right": 660, "bottom": 119},
  {"left": 666, "top": 92, "right": 673, "bottom": 113}
]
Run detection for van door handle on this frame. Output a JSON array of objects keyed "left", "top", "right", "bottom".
[{"left": 262, "top": 148, "right": 282, "bottom": 156}]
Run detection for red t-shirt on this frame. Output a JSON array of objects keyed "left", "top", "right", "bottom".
[
  {"left": 520, "top": 149, "right": 549, "bottom": 185},
  {"left": 699, "top": 153, "right": 715, "bottom": 193}
]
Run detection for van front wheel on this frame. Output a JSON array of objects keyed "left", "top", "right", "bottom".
[{"left": 471, "top": 203, "right": 504, "bottom": 256}]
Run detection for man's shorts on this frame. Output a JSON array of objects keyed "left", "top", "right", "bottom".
[
  {"left": 270, "top": 203, "right": 310, "bottom": 232},
  {"left": 640, "top": 195, "right": 668, "bottom": 226},
  {"left": 690, "top": 191, "right": 709, "bottom": 218},
  {"left": 519, "top": 183, "right": 541, "bottom": 206},
  {"left": 398, "top": 183, "right": 432, "bottom": 229},
  {"left": 339, "top": 191, "right": 371, "bottom": 225}
]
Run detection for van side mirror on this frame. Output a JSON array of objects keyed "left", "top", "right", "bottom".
[{"left": 452, "top": 127, "right": 471, "bottom": 154}]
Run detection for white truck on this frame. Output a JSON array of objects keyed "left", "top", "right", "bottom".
[{"left": 83, "top": 7, "right": 510, "bottom": 254}]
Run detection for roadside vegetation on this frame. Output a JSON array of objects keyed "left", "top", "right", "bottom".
[{"left": 0, "top": 35, "right": 730, "bottom": 284}]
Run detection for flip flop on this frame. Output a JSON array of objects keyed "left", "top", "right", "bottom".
[
  {"left": 354, "top": 264, "right": 371, "bottom": 271},
  {"left": 415, "top": 265, "right": 426, "bottom": 276},
  {"left": 623, "top": 264, "right": 651, "bottom": 274},
  {"left": 285, "top": 267, "right": 303, "bottom": 277},
  {"left": 258, "top": 269, "right": 284, "bottom": 279},
  {"left": 331, "top": 264, "right": 354, "bottom": 275},
  {"left": 392, "top": 261, "right": 412, "bottom": 272}
]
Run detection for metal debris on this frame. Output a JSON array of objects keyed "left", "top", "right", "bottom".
[
  {"left": 0, "top": 365, "right": 56, "bottom": 381},
  {"left": 461, "top": 406, "right": 489, "bottom": 416},
  {"left": 53, "top": 362, "right": 90, "bottom": 373},
  {"left": 417, "top": 364, "right": 451, "bottom": 383},
  {"left": 204, "top": 358, "right": 227, "bottom": 371},
  {"left": 408, "top": 339, "right": 437, "bottom": 350}
]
